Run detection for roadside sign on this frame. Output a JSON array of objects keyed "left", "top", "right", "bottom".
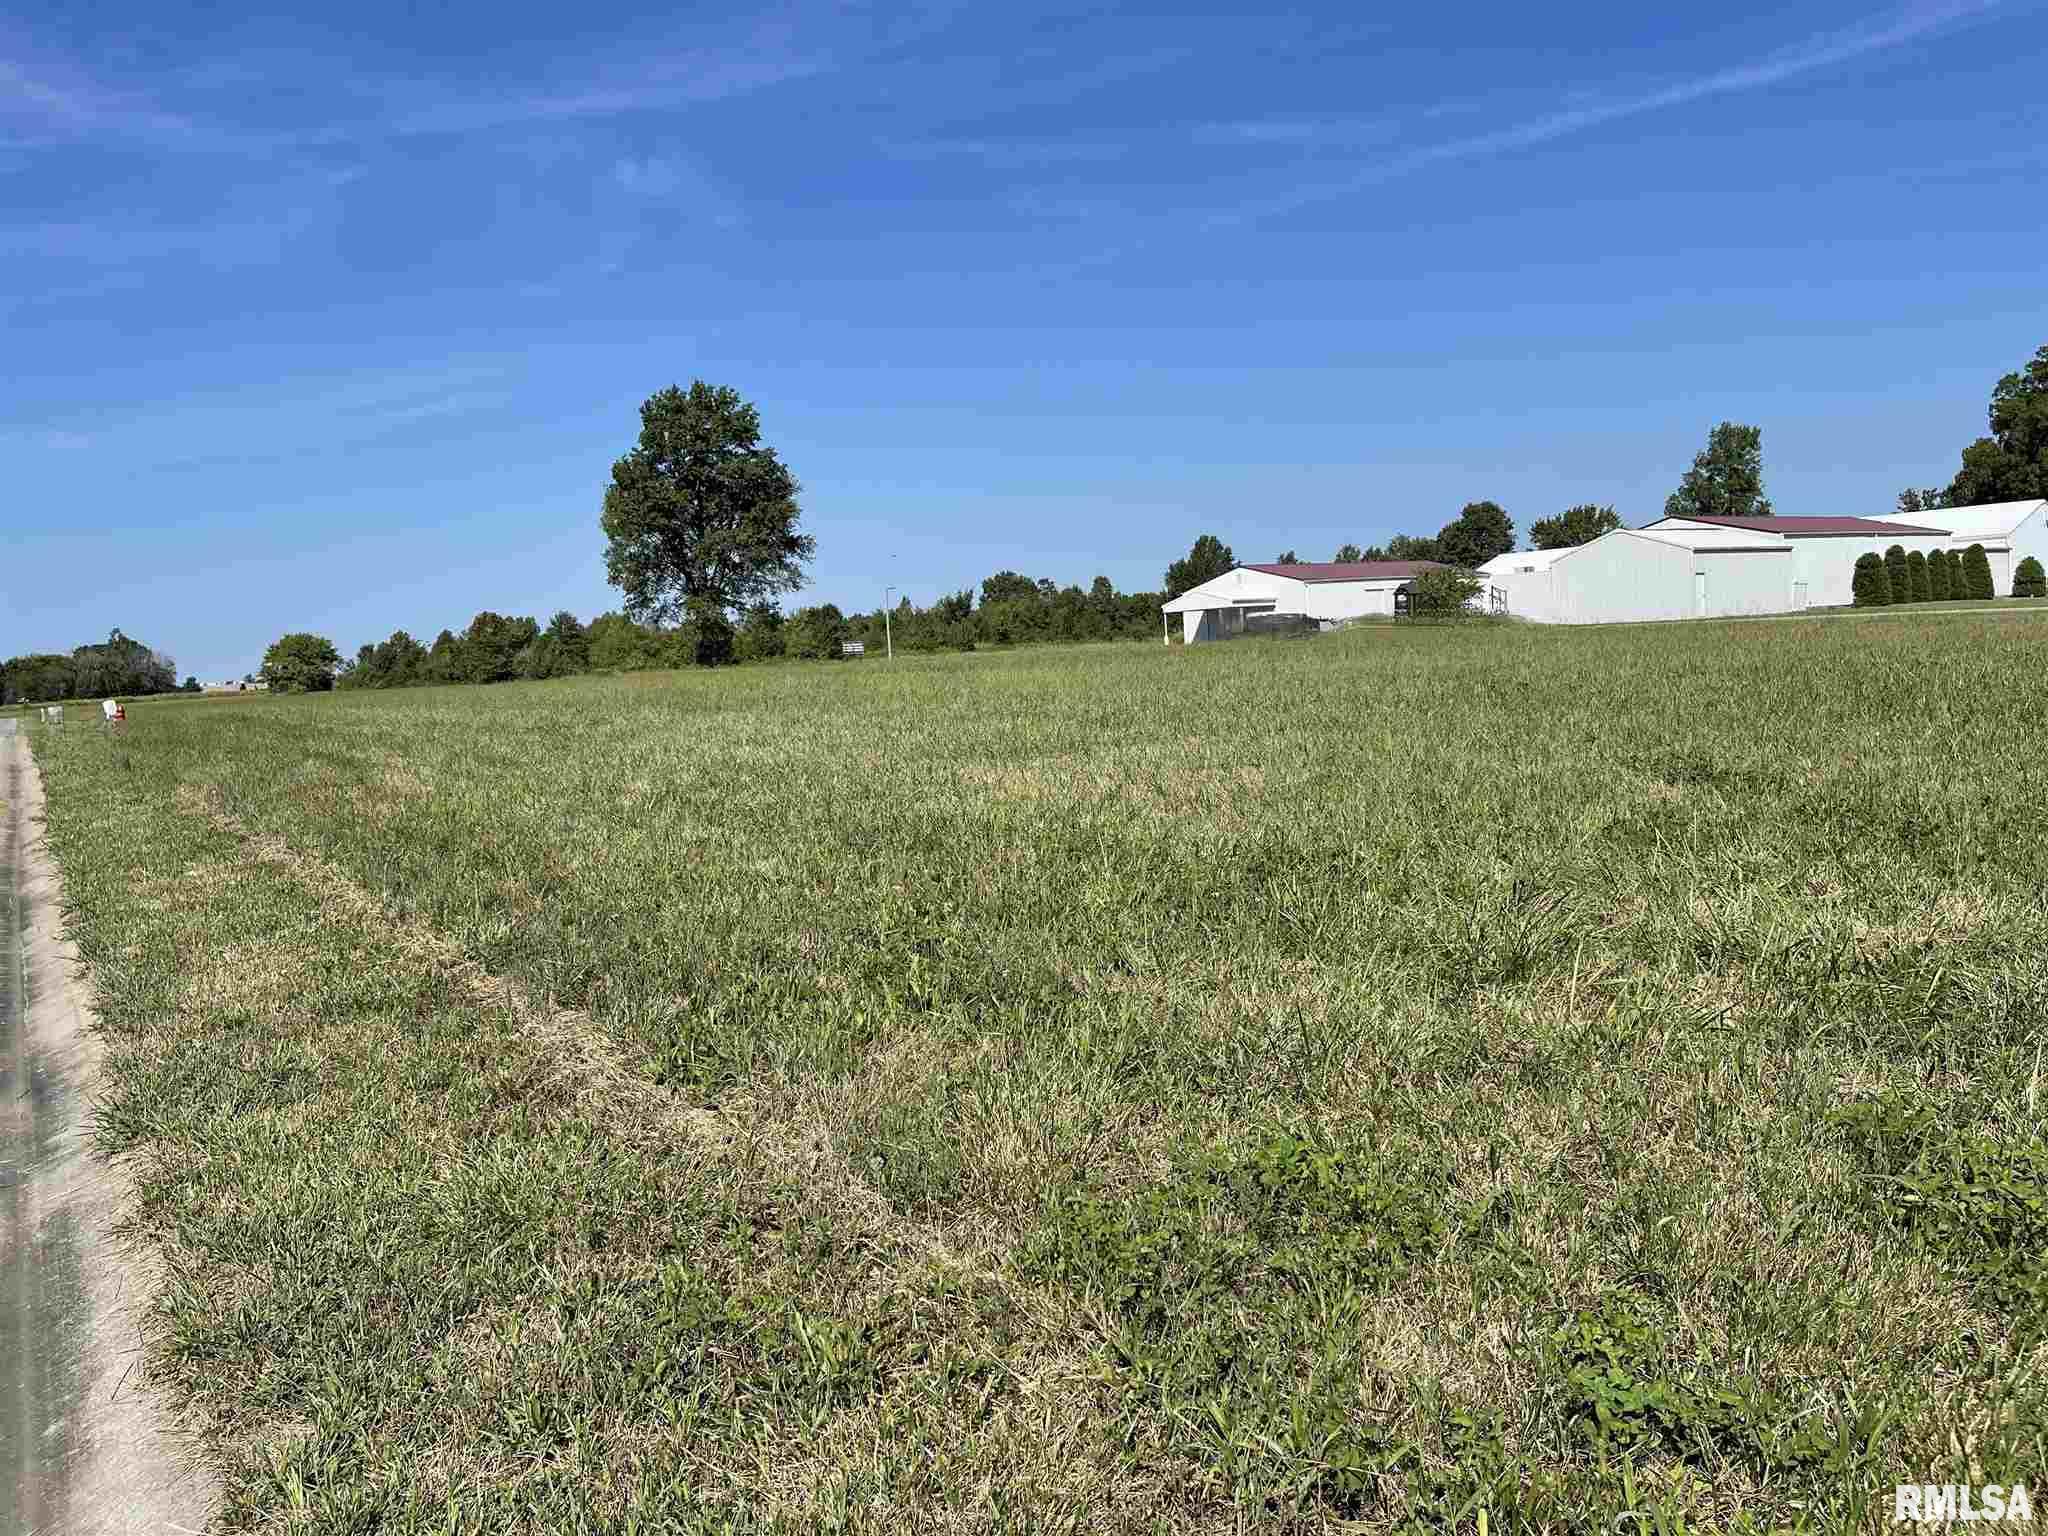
[{"left": 843, "top": 642, "right": 865, "bottom": 657}]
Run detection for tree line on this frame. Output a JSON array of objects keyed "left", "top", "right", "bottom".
[
  {"left": 1, "top": 629, "right": 189, "bottom": 705},
  {"left": 308, "top": 574, "right": 1166, "bottom": 693}
]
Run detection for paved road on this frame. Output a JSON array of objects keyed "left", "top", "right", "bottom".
[{"left": 1, "top": 733, "right": 214, "bottom": 1534}]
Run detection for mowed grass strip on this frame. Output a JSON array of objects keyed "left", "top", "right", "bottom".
[
  {"left": 36, "top": 744, "right": 1150, "bottom": 1532},
  {"left": 32, "top": 610, "right": 2048, "bottom": 1529}
]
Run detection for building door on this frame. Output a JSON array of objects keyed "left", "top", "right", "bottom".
[
  {"left": 1694, "top": 571, "right": 1708, "bottom": 617},
  {"left": 1791, "top": 581, "right": 1808, "bottom": 610}
]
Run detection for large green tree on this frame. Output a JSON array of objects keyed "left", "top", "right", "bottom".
[
  {"left": 1164, "top": 535, "right": 1235, "bottom": 599},
  {"left": 1434, "top": 501, "right": 1515, "bottom": 567},
  {"left": 1937, "top": 345, "right": 2048, "bottom": 507},
  {"left": 461, "top": 612, "right": 540, "bottom": 684},
  {"left": 545, "top": 612, "right": 590, "bottom": 673},
  {"left": 67, "top": 629, "right": 176, "bottom": 698},
  {"left": 1529, "top": 504, "right": 1620, "bottom": 549},
  {"left": 260, "top": 633, "right": 341, "bottom": 693},
  {"left": 1384, "top": 533, "right": 1442, "bottom": 562},
  {"left": 600, "top": 383, "right": 814, "bottom": 628},
  {"left": 787, "top": 603, "right": 847, "bottom": 660},
  {"left": 0, "top": 654, "right": 76, "bottom": 704},
  {"left": 1665, "top": 423, "right": 1773, "bottom": 520},
  {"left": 980, "top": 571, "right": 1040, "bottom": 606},
  {"left": 1407, "top": 566, "right": 1484, "bottom": 614}
]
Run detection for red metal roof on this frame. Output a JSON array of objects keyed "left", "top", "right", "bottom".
[
  {"left": 1667, "top": 515, "right": 1948, "bottom": 536},
  {"left": 1244, "top": 560, "right": 1448, "bottom": 582}
]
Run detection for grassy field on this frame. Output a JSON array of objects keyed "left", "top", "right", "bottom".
[{"left": 27, "top": 613, "right": 2048, "bottom": 1532}]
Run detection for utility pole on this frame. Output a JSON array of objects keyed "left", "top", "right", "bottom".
[{"left": 884, "top": 586, "right": 896, "bottom": 660}]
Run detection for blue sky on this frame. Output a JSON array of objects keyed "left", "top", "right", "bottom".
[{"left": 4, "top": 0, "right": 2044, "bottom": 678}]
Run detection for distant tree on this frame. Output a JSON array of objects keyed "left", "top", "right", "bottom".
[
  {"left": 1927, "top": 547, "right": 1953, "bottom": 600},
  {"left": 379, "top": 630, "right": 428, "bottom": 686},
  {"left": 1935, "top": 344, "right": 2048, "bottom": 507},
  {"left": 1384, "top": 533, "right": 1442, "bottom": 562},
  {"left": 337, "top": 645, "right": 374, "bottom": 689},
  {"left": 1276, "top": 549, "right": 1300, "bottom": 565},
  {"left": 1851, "top": 553, "right": 1891, "bottom": 607},
  {"left": 787, "top": 603, "right": 846, "bottom": 660},
  {"left": 1529, "top": 504, "right": 1620, "bottom": 549},
  {"left": 1334, "top": 543, "right": 1364, "bottom": 562},
  {"left": 459, "top": 612, "right": 539, "bottom": 683},
  {"left": 1896, "top": 487, "right": 1946, "bottom": 515},
  {"left": 515, "top": 634, "right": 562, "bottom": 680},
  {"left": 260, "top": 633, "right": 341, "bottom": 693},
  {"left": 1163, "top": 535, "right": 1236, "bottom": 600},
  {"left": 1963, "top": 543, "right": 1996, "bottom": 600},
  {"left": 423, "top": 630, "right": 463, "bottom": 684},
  {"left": 736, "top": 603, "right": 787, "bottom": 661},
  {"left": 2014, "top": 555, "right": 2047, "bottom": 597},
  {"left": 587, "top": 612, "right": 661, "bottom": 671},
  {"left": 1435, "top": 501, "right": 1515, "bottom": 567},
  {"left": 1087, "top": 575, "right": 1120, "bottom": 629},
  {"left": 686, "top": 597, "right": 736, "bottom": 666},
  {"left": 599, "top": 381, "right": 813, "bottom": 647},
  {"left": 0, "top": 654, "right": 74, "bottom": 704},
  {"left": 69, "top": 628, "right": 175, "bottom": 697},
  {"left": 182, "top": 675, "right": 200, "bottom": 693},
  {"left": 979, "top": 571, "right": 1040, "bottom": 607},
  {"left": 933, "top": 590, "right": 974, "bottom": 624},
  {"left": 1906, "top": 549, "right": 1931, "bottom": 602},
  {"left": 1883, "top": 545, "right": 1912, "bottom": 602},
  {"left": 1665, "top": 422, "right": 1773, "bottom": 519},
  {"left": 1407, "top": 566, "right": 1484, "bottom": 615},
  {"left": 544, "top": 612, "right": 590, "bottom": 673}
]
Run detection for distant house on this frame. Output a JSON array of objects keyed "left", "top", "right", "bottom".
[{"left": 1161, "top": 560, "right": 1448, "bottom": 643}]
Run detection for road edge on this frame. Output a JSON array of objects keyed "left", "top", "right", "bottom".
[{"left": 9, "top": 732, "right": 219, "bottom": 1533}]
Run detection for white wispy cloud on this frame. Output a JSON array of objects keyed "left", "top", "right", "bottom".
[
  {"left": 1231, "top": 0, "right": 2009, "bottom": 223},
  {"left": 1192, "top": 116, "right": 1400, "bottom": 148},
  {"left": 4, "top": 2, "right": 968, "bottom": 159}
]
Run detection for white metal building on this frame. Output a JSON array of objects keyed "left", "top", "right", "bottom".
[
  {"left": 1486, "top": 513, "right": 1980, "bottom": 625},
  {"left": 1161, "top": 560, "right": 1445, "bottom": 642},
  {"left": 1642, "top": 515, "right": 1950, "bottom": 610},
  {"left": 1870, "top": 499, "right": 2048, "bottom": 596}
]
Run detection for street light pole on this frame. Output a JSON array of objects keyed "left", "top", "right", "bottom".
[{"left": 883, "top": 586, "right": 896, "bottom": 660}]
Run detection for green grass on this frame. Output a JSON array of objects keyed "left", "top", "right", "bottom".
[
  {"left": 1801, "top": 596, "right": 2048, "bottom": 617},
  {"left": 27, "top": 612, "right": 2048, "bottom": 1532}
]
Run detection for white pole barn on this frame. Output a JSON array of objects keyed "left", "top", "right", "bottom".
[{"left": 1162, "top": 560, "right": 1447, "bottom": 642}]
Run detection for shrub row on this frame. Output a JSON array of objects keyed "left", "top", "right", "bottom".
[{"left": 1852, "top": 543, "right": 2007, "bottom": 606}]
